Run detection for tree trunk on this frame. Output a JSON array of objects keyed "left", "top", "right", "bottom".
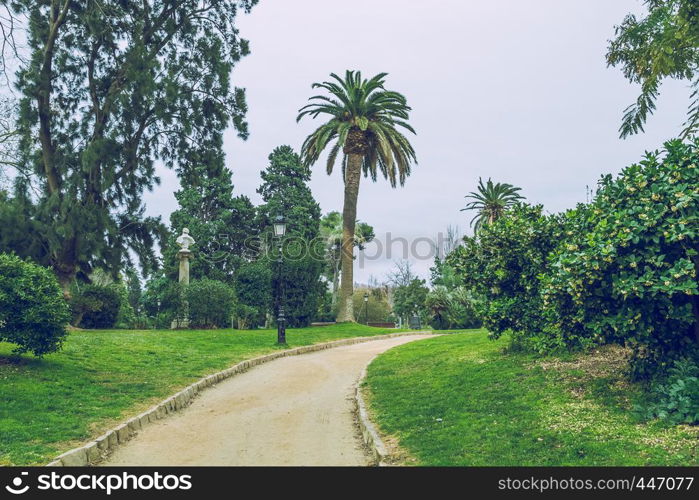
[
  {"left": 336, "top": 153, "right": 362, "bottom": 322},
  {"left": 53, "top": 248, "right": 75, "bottom": 298},
  {"left": 331, "top": 247, "right": 340, "bottom": 305}
]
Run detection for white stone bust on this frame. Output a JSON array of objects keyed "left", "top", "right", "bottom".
[{"left": 176, "top": 228, "right": 195, "bottom": 251}]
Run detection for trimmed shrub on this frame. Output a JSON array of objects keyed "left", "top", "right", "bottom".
[
  {"left": 186, "top": 278, "right": 236, "bottom": 328},
  {"left": 0, "top": 253, "right": 70, "bottom": 355}
]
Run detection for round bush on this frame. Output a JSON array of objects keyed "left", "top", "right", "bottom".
[
  {"left": 186, "top": 279, "right": 236, "bottom": 328},
  {"left": 0, "top": 253, "right": 70, "bottom": 355}
]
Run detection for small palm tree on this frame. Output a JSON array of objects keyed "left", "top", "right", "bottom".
[
  {"left": 320, "top": 211, "right": 375, "bottom": 304},
  {"left": 425, "top": 286, "right": 451, "bottom": 329},
  {"left": 461, "top": 178, "right": 523, "bottom": 233},
  {"left": 298, "top": 71, "right": 417, "bottom": 322}
]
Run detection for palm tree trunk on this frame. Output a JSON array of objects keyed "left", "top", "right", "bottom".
[
  {"left": 331, "top": 248, "right": 340, "bottom": 304},
  {"left": 336, "top": 153, "right": 362, "bottom": 322}
]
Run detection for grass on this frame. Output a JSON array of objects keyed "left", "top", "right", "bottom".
[
  {"left": 0, "top": 323, "right": 405, "bottom": 466},
  {"left": 364, "top": 330, "right": 699, "bottom": 466}
]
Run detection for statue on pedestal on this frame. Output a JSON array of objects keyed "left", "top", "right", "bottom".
[
  {"left": 176, "top": 228, "right": 196, "bottom": 254},
  {"left": 172, "top": 228, "right": 195, "bottom": 329}
]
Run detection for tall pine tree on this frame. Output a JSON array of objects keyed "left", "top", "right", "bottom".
[
  {"left": 5, "top": 1, "right": 256, "bottom": 293},
  {"left": 256, "top": 145, "right": 324, "bottom": 327}
]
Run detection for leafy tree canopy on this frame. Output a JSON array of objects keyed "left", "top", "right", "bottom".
[
  {"left": 607, "top": 0, "right": 699, "bottom": 138},
  {"left": 256, "top": 145, "right": 324, "bottom": 327},
  {"left": 4, "top": 0, "right": 256, "bottom": 291},
  {"left": 257, "top": 145, "right": 321, "bottom": 240},
  {"left": 392, "top": 277, "right": 429, "bottom": 323},
  {"left": 297, "top": 71, "right": 417, "bottom": 185}
]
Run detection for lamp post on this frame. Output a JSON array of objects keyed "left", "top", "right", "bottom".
[
  {"left": 363, "top": 292, "right": 369, "bottom": 325},
  {"left": 273, "top": 215, "right": 287, "bottom": 344},
  {"left": 153, "top": 299, "right": 161, "bottom": 330}
]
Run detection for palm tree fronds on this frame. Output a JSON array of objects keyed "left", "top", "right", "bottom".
[{"left": 461, "top": 177, "right": 524, "bottom": 233}]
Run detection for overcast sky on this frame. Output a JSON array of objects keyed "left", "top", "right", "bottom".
[{"left": 144, "top": 0, "right": 690, "bottom": 284}]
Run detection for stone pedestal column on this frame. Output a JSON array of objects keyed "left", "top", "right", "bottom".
[
  {"left": 171, "top": 249, "right": 193, "bottom": 329},
  {"left": 178, "top": 249, "right": 192, "bottom": 285},
  {"left": 171, "top": 228, "right": 195, "bottom": 329}
]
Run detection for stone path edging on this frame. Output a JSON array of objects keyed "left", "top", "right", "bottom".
[
  {"left": 46, "top": 331, "right": 434, "bottom": 466},
  {"left": 354, "top": 366, "right": 390, "bottom": 466}
]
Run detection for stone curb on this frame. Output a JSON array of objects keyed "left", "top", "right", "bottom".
[
  {"left": 354, "top": 366, "right": 390, "bottom": 466},
  {"left": 46, "top": 331, "right": 434, "bottom": 466},
  {"left": 354, "top": 333, "right": 442, "bottom": 466}
]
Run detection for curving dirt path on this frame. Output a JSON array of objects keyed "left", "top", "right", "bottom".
[{"left": 102, "top": 335, "right": 432, "bottom": 466}]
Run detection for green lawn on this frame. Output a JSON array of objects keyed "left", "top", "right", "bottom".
[
  {"left": 364, "top": 330, "right": 699, "bottom": 466},
  {"left": 0, "top": 324, "right": 405, "bottom": 466}
]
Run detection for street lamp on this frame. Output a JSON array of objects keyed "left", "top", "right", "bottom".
[
  {"left": 273, "top": 215, "right": 287, "bottom": 344},
  {"left": 153, "top": 299, "right": 161, "bottom": 330},
  {"left": 363, "top": 292, "right": 369, "bottom": 325},
  {"left": 273, "top": 215, "right": 287, "bottom": 238}
]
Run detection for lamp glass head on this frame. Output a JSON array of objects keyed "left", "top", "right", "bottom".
[{"left": 273, "top": 215, "right": 286, "bottom": 237}]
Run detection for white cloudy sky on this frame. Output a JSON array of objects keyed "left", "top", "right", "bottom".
[{"left": 144, "top": 0, "right": 690, "bottom": 284}]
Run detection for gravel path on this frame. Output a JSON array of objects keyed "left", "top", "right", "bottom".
[{"left": 102, "top": 335, "right": 432, "bottom": 466}]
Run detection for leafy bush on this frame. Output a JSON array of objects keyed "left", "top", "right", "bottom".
[
  {"left": 142, "top": 275, "right": 184, "bottom": 325},
  {"left": 542, "top": 139, "right": 699, "bottom": 376},
  {"left": 113, "top": 282, "right": 136, "bottom": 328},
  {"left": 0, "top": 253, "right": 70, "bottom": 355},
  {"left": 314, "top": 290, "right": 335, "bottom": 322},
  {"left": 235, "top": 260, "right": 272, "bottom": 328},
  {"left": 71, "top": 284, "right": 122, "bottom": 329},
  {"left": 186, "top": 279, "right": 236, "bottom": 328},
  {"left": 447, "top": 203, "right": 562, "bottom": 347},
  {"left": 425, "top": 286, "right": 481, "bottom": 330},
  {"left": 234, "top": 303, "right": 258, "bottom": 330},
  {"left": 275, "top": 239, "right": 326, "bottom": 328},
  {"left": 446, "top": 287, "right": 482, "bottom": 329},
  {"left": 636, "top": 357, "right": 699, "bottom": 425}
]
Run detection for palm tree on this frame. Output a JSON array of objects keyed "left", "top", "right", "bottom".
[
  {"left": 461, "top": 178, "right": 523, "bottom": 233},
  {"left": 297, "top": 71, "right": 417, "bottom": 322},
  {"left": 425, "top": 286, "right": 451, "bottom": 329}
]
